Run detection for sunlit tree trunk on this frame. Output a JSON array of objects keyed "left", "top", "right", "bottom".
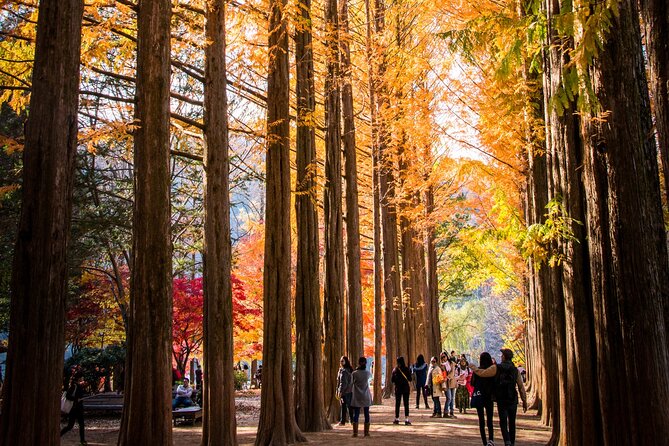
[
  {"left": 255, "top": 0, "right": 305, "bottom": 443},
  {"left": 0, "top": 1, "right": 83, "bottom": 443},
  {"left": 201, "top": 0, "right": 237, "bottom": 444},
  {"left": 366, "top": 0, "right": 384, "bottom": 405},
  {"left": 340, "top": 0, "right": 364, "bottom": 365},
  {"left": 294, "top": 0, "right": 329, "bottom": 432},
  {"left": 118, "top": 0, "right": 173, "bottom": 443},
  {"left": 322, "top": 0, "right": 345, "bottom": 425},
  {"left": 423, "top": 182, "right": 441, "bottom": 357}
]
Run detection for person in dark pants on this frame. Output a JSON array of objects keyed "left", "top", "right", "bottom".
[
  {"left": 411, "top": 354, "right": 430, "bottom": 409},
  {"left": 350, "top": 357, "right": 373, "bottom": 437},
  {"left": 472, "top": 349, "right": 527, "bottom": 446},
  {"left": 336, "top": 356, "right": 354, "bottom": 426},
  {"left": 60, "top": 371, "right": 87, "bottom": 445},
  {"left": 391, "top": 356, "right": 412, "bottom": 425},
  {"left": 471, "top": 352, "right": 496, "bottom": 446}
]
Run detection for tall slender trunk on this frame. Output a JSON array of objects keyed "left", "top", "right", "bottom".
[
  {"left": 340, "top": 0, "right": 364, "bottom": 365},
  {"left": 578, "top": 1, "right": 669, "bottom": 443},
  {"left": 202, "top": 0, "right": 237, "bottom": 444},
  {"left": 639, "top": 0, "right": 669, "bottom": 206},
  {"left": 255, "top": 0, "right": 305, "bottom": 443},
  {"left": 0, "top": 1, "right": 83, "bottom": 444},
  {"left": 322, "top": 0, "right": 346, "bottom": 424},
  {"left": 118, "top": 0, "right": 173, "bottom": 443},
  {"left": 423, "top": 183, "right": 441, "bottom": 357},
  {"left": 294, "top": 0, "right": 329, "bottom": 432},
  {"left": 366, "top": 0, "right": 384, "bottom": 405}
]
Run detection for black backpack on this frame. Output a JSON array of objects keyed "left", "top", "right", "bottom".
[{"left": 494, "top": 362, "right": 518, "bottom": 404}]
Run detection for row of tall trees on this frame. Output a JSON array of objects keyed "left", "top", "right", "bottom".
[{"left": 441, "top": 0, "right": 669, "bottom": 444}]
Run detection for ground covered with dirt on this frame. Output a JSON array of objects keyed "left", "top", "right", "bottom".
[{"left": 61, "top": 390, "right": 551, "bottom": 445}]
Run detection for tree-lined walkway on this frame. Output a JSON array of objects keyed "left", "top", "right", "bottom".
[{"left": 61, "top": 394, "right": 550, "bottom": 445}]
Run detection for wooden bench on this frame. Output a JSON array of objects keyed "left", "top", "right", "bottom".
[
  {"left": 81, "top": 392, "right": 124, "bottom": 413},
  {"left": 172, "top": 405, "right": 202, "bottom": 426}
]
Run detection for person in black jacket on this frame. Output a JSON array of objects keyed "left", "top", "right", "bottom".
[
  {"left": 471, "top": 352, "right": 496, "bottom": 446},
  {"left": 391, "top": 356, "right": 412, "bottom": 425},
  {"left": 411, "top": 354, "right": 430, "bottom": 409},
  {"left": 60, "top": 370, "right": 87, "bottom": 445}
]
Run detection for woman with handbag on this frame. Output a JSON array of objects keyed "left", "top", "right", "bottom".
[
  {"left": 391, "top": 356, "right": 413, "bottom": 425},
  {"left": 427, "top": 356, "right": 444, "bottom": 417},
  {"left": 471, "top": 352, "right": 496, "bottom": 446},
  {"left": 60, "top": 370, "right": 87, "bottom": 445},
  {"left": 455, "top": 358, "right": 471, "bottom": 413}
]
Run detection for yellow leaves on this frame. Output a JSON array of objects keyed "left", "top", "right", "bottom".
[{"left": 0, "top": 135, "right": 23, "bottom": 154}]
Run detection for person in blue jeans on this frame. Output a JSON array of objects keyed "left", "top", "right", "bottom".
[
  {"left": 471, "top": 349, "right": 527, "bottom": 446},
  {"left": 350, "top": 357, "right": 372, "bottom": 437},
  {"left": 172, "top": 377, "right": 194, "bottom": 409}
]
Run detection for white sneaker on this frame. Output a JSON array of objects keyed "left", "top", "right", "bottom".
[{"left": 486, "top": 441, "right": 495, "bottom": 446}]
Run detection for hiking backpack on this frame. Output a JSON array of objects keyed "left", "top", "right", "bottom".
[{"left": 494, "top": 363, "right": 518, "bottom": 404}]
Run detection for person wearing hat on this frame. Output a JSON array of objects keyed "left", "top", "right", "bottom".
[
  {"left": 470, "top": 349, "right": 527, "bottom": 446},
  {"left": 172, "top": 377, "right": 194, "bottom": 409}
]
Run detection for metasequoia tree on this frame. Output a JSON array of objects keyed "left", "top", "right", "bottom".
[
  {"left": 0, "top": 0, "right": 83, "bottom": 444},
  {"left": 322, "top": 0, "right": 346, "bottom": 423},
  {"left": 255, "top": 0, "right": 305, "bottom": 442},
  {"left": 201, "top": 0, "right": 237, "bottom": 444},
  {"left": 638, "top": 0, "right": 669, "bottom": 205},
  {"left": 576, "top": 0, "right": 669, "bottom": 442},
  {"left": 117, "top": 0, "right": 173, "bottom": 443},
  {"left": 340, "top": 0, "right": 364, "bottom": 365},
  {"left": 365, "top": 0, "right": 384, "bottom": 404},
  {"left": 294, "top": 0, "right": 329, "bottom": 432}
]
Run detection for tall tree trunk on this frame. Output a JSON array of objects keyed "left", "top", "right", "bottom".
[
  {"left": 201, "top": 0, "right": 237, "bottom": 444},
  {"left": 0, "top": 1, "right": 83, "bottom": 444},
  {"left": 366, "top": 0, "right": 384, "bottom": 405},
  {"left": 294, "top": 0, "right": 329, "bottom": 432},
  {"left": 578, "top": 1, "right": 669, "bottom": 443},
  {"left": 639, "top": 0, "right": 669, "bottom": 205},
  {"left": 373, "top": 0, "right": 406, "bottom": 398},
  {"left": 423, "top": 183, "right": 441, "bottom": 357},
  {"left": 322, "top": 0, "right": 346, "bottom": 424},
  {"left": 118, "top": 0, "right": 173, "bottom": 443},
  {"left": 255, "top": 0, "right": 305, "bottom": 443},
  {"left": 340, "top": 0, "right": 364, "bottom": 365}
]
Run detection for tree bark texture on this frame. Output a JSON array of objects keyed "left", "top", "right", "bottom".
[
  {"left": 202, "top": 0, "right": 237, "bottom": 444},
  {"left": 118, "top": 0, "right": 173, "bottom": 444},
  {"left": 255, "top": 0, "right": 305, "bottom": 443},
  {"left": 577, "top": 0, "right": 669, "bottom": 443},
  {"left": 294, "top": 0, "right": 329, "bottom": 432},
  {"left": 322, "top": 0, "right": 346, "bottom": 424},
  {"left": 340, "top": 0, "right": 364, "bottom": 365},
  {"left": 366, "top": 0, "right": 384, "bottom": 405},
  {"left": 0, "top": 0, "right": 83, "bottom": 444},
  {"left": 639, "top": 0, "right": 669, "bottom": 205},
  {"left": 423, "top": 183, "right": 441, "bottom": 357}
]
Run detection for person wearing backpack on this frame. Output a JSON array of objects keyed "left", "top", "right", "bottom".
[
  {"left": 411, "top": 354, "right": 430, "bottom": 409},
  {"left": 471, "top": 348, "right": 527, "bottom": 446},
  {"left": 471, "top": 352, "right": 496, "bottom": 446}
]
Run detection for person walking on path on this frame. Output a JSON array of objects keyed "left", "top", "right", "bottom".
[
  {"left": 471, "top": 352, "right": 496, "bottom": 446},
  {"left": 391, "top": 356, "right": 413, "bottom": 425},
  {"left": 455, "top": 358, "right": 471, "bottom": 413},
  {"left": 471, "top": 348, "right": 528, "bottom": 446},
  {"left": 60, "top": 370, "right": 88, "bottom": 445},
  {"left": 351, "top": 356, "right": 373, "bottom": 437},
  {"left": 444, "top": 357, "right": 457, "bottom": 418},
  {"left": 336, "top": 356, "right": 355, "bottom": 426},
  {"left": 427, "top": 356, "right": 444, "bottom": 417},
  {"left": 411, "top": 354, "right": 430, "bottom": 409}
]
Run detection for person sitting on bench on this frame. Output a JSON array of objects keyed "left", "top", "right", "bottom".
[{"left": 172, "top": 378, "right": 194, "bottom": 409}]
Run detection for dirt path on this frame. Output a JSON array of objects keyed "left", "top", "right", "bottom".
[{"left": 62, "top": 392, "right": 550, "bottom": 445}]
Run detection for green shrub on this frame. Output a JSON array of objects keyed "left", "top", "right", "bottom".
[{"left": 233, "top": 370, "right": 248, "bottom": 390}]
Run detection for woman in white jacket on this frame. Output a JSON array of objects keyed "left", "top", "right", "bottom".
[{"left": 427, "top": 356, "right": 444, "bottom": 417}]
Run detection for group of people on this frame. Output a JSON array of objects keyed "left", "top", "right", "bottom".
[{"left": 336, "top": 348, "right": 527, "bottom": 446}]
